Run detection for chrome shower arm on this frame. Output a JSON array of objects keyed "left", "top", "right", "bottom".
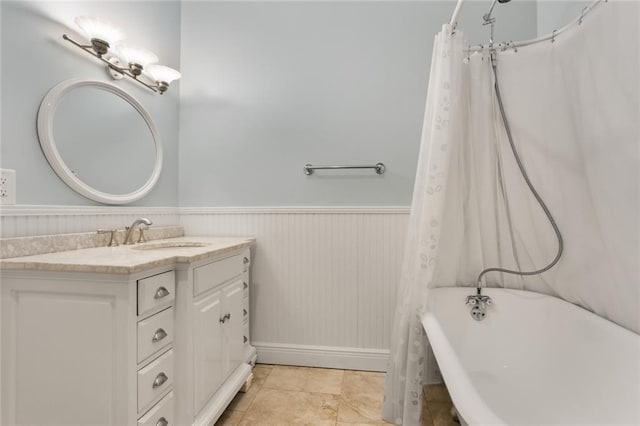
[{"left": 483, "top": 0, "right": 498, "bottom": 25}]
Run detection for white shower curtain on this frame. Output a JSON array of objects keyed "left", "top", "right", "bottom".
[
  {"left": 384, "top": 1, "right": 639, "bottom": 424},
  {"left": 381, "top": 23, "right": 468, "bottom": 425}
]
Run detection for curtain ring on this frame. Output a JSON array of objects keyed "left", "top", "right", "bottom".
[{"left": 579, "top": 6, "right": 587, "bottom": 25}]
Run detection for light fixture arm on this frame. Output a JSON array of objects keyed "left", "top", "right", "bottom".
[{"left": 63, "top": 34, "right": 162, "bottom": 94}]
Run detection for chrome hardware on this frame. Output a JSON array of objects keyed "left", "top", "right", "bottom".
[
  {"left": 244, "top": 336, "right": 248, "bottom": 343},
  {"left": 152, "top": 372, "right": 168, "bottom": 388},
  {"left": 243, "top": 257, "right": 249, "bottom": 265},
  {"left": 219, "top": 313, "right": 231, "bottom": 323},
  {"left": 154, "top": 286, "right": 170, "bottom": 299},
  {"left": 97, "top": 228, "right": 119, "bottom": 247},
  {"left": 304, "top": 162, "right": 385, "bottom": 175},
  {"left": 156, "top": 417, "right": 169, "bottom": 426},
  {"left": 123, "top": 217, "right": 152, "bottom": 245},
  {"left": 152, "top": 328, "right": 168, "bottom": 343},
  {"left": 137, "top": 225, "right": 149, "bottom": 243},
  {"left": 466, "top": 294, "right": 493, "bottom": 321}
]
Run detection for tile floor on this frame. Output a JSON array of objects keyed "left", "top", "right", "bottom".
[{"left": 215, "top": 364, "right": 458, "bottom": 426}]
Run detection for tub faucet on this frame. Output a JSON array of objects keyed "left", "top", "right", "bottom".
[
  {"left": 123, "top": 217, "right": 153, "bottom": 245},
  {"left": 466, "top": 293, "right": 493, "bottom": 321}
]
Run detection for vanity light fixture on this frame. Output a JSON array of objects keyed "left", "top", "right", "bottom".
[{"left": 63, "top": 16, "right": 181, "bottom": 94}]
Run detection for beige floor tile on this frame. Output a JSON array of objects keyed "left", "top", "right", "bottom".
[
  {"left": 421, "top": 402, "right": 434, "bottom": 426},
  {"left": 215, "top": 409, "right": 245, "bottom": 426},
  {"left": 338, "top": 370, "right": 386, "bottom": 423},
  {"left": 252, "top": 364, "right": 273, "bottom": 387},
  {"left": 262, "top": 365, "right": 307, "bottom": 391},
  {"left": 239, "top": 388, "right": 339, "bottom": 426},
  {"left": 428, "top": 402, "right": 458, "bottom": 426},
  {"left": 228, "top": 380, "right": 261, "bottom": 412},
  {"left": 302, "top": 367, "right": 344, "bottom": 395},
  {"left": 424, "top": 384, "right": 452, "bottom": 403}
]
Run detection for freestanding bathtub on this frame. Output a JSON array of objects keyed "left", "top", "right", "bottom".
[{"left": 422, "top": 287, "right": 640, "bottom": 425}]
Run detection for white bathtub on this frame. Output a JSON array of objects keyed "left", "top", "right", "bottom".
[{"left": 422, "top": 287, "right": 640, "bottom": 425}]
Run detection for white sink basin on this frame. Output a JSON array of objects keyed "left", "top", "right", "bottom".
[{"left": 132, "top": 241, "right": 210, "bottom": 251}]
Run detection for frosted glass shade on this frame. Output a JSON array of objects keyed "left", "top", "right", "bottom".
[
  {"left": 115, "top": 44, "right": 158, "bottom": 68},
  {"left": 75, "top": 16, "right": 125, "bottom": 45},
  {"left": 145, "top": 65, "right": 182, "bottom": 84}
]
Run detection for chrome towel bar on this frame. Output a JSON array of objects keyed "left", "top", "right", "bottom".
[{"left": 303, "top": 162, "right": 385, "bottom": 175}]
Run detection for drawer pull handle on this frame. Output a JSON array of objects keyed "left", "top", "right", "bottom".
[
  {"left": 152, "top": 372, "right": 169, "bottom": 389},
  {"left": 244, "top": 335, "right": 248, "bottom": 343},
  {"left": 152, "top": 328, "right": 168, "bottom": 343},
  {"left": 156, "top": 417, "right": 169, "bottom": 426},
  {"left": 243, "top": 257, "right": 249, "bottom": 264},
  {"left": 243, "top": 309, "right": 248, "bottom": 316},
  {"left": 219, "top": 313, "right": 231, "bottom": 323},
  {"left": 243, "top": 282, "right": 248, "bottom": 290},
  {"left": 154, "top": 286, "right": 170, "bottom": 299}
]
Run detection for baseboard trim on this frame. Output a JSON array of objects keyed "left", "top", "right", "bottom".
[{"left": 253, "top": 342, "right": 389, "bottom": 372}]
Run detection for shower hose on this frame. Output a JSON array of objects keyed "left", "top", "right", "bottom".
[{"left": 475, "top": 53, "right": 564, "bottom": 294}]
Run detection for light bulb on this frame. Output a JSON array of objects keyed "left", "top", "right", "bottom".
[
  {"left": 115, "top": 44, "right": 158, "bottom": 76},
  {"left": 75, "top": 16, "right": 125, "bottom": 46},
  {"left": 146, "top": 64, "right": 181, "bottom": 93}
]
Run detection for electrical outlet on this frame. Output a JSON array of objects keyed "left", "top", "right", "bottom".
[{"left": 0, "top": 169, "right": 16, "bottom": 205}]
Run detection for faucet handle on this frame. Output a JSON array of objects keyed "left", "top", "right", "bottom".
[
  {"left": 137, "top": 225, "right": 150, "bottom": 243},
  {"left": 97, "top": 229, "right": 119, "bottom": 247}
]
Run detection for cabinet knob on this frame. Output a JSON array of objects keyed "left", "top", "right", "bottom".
[
  {"left": 154, "top": 286, "right": 170, "bottom": 299},
  {"left": 152, "top": 372, "right": 169, "bottom": 389},
  {"left": 243, "top": 257, "right": 249, "bottom": 265},
  {"left": 156, "top": 417, "right": 169, "bottom": 426},
  {"left": 152, "top": 328, "right": 168, "bottom": 343}
]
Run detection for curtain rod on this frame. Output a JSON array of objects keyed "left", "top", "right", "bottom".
[
  {"left": 449, "top": 0, "right": 606, "bottom": 53},
  {"left": 449, "top": 0, "right": 465, "bottom": 28}
]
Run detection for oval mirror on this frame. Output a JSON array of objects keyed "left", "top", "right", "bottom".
[{"left": 37, "top": 79, "right": 163, "bottom": 204}]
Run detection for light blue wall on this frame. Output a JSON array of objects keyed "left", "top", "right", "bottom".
[
  {"left": 1, "top": 1, "right": 538, "bottom": 208},
  {"left": 537, "top": 0, "right": 590, "bottom": 36},
  {"left": 0, "top": 1, "right": 181, "bottom": 206},
  {"left": 178, "top": 1, "right": 538, "bottom": 207}
]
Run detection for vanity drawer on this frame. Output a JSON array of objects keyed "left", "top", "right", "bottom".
[
  {"left": 138, "top": 271, "right": 175, "bottom": 316},
  {"left": 138, "top": 349, "right": 174, "bottom": 413},
  {"left": 194, "top": 255, "right": 242, "bottom": 297},
  {"left": 138, "top": 391, "right": 174, "bottom": 426},
  {"left": 138, "top": 308, "right": 174, "bottom": 363}
]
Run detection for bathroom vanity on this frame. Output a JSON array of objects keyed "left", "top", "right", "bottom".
[{"left": 0, "top": 235, "right": 255, "bottom": 426}]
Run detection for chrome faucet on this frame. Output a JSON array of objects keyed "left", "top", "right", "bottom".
[
  {"left": 123, "top": 217, "right": 153, "bottom": 245},
  {"left": 466, "top": 291, "right": 493, "bottom": 321}
]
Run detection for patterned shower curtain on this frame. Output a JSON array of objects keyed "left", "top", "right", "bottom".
[{"left": 381, "top": 24, "right": 467, "bottom": 425}]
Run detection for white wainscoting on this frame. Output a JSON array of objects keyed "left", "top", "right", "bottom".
[
  {"left": 0, "top": 205, "right": 410, "bottom": 371},
  {"left": 180, "top": 207, "right": 409, "bottom": 371},
  {"left": 0, "top": 205, "right": 180, "bottom": 238}
]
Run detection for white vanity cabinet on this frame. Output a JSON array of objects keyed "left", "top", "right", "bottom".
[
  {"left": 0, "top": 266, "right": 176, "bottom": 426},
  {"left": 0, "top": 238, "right": 255, "bottom": 426},
  {"left": 174, "top": 248, "right": 256, "bottom": 426}
]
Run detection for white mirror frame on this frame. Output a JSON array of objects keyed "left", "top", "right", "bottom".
[{"left": 37, "top": 79, "right": 163, "bottom": 205}]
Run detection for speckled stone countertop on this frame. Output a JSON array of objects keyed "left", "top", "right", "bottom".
[{"left": 0, "top": 236, "right": 255, "bottom": 274}]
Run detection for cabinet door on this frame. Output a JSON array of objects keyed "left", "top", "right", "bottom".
[
  {"left": 222, "top": 279, "right": 244, "bottom": 380},
  {"left": 193, "top": 290, "right": 223, "bottom": 415}
]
